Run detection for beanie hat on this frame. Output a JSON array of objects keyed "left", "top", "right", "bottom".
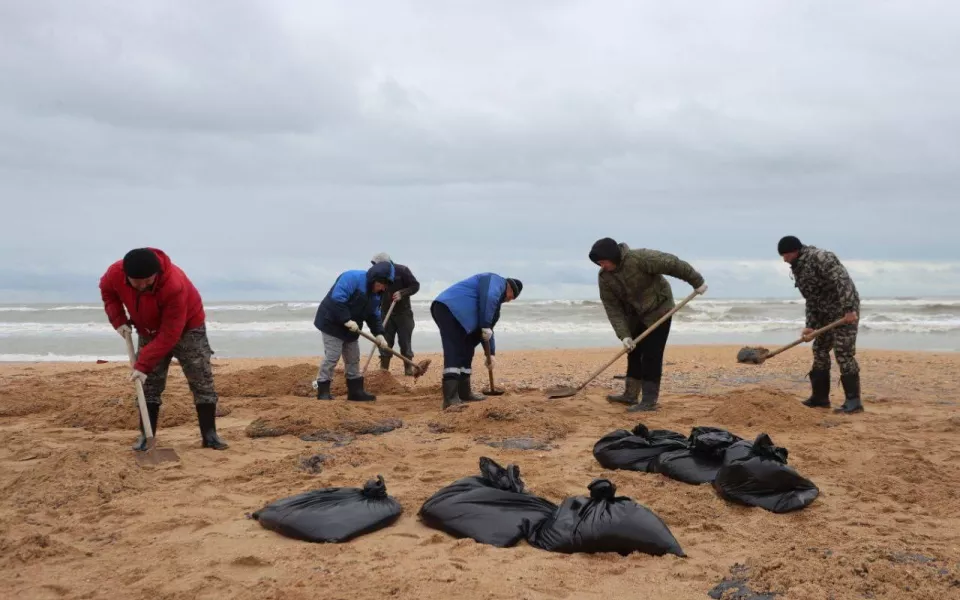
[
  {"left": 371, "top": 252, "right": 392, "bottom": 265},
  {"left": 588, "top": 237, "right": 622, "bottom": 265},
  {"left": 506, "top": 278, "right": 523, "bottom": 298},
  {"left": 777, "top": 236, "right": 803, "bottom": 255},
  {"left": 123, "top": 248, "right": 161, "bottom": 279}
]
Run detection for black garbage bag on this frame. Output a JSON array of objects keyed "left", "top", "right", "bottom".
[
  {"left": 252, "top": 475, "right": 402, "bottom": 543},
  {"left": 592, "top": 423, "right": 689, "bottom": 472},
  {"left": 418, "top": 457, "right": 558, "bottom": 548},
  {"left": 651, "top": 426, "right": 744, "bottom": 485},
  {"left": 526, "top": 479, "right": 685, "bottom": 557},
  {"left": 713, "top": 433, "right": 820, "bottom": 513}
]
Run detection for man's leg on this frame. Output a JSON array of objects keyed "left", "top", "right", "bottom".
[
  {"left": 173, "top": 326, "right": 228, "bottom": 450},
  {"left": 344, "top": 338, "right": 375, "bottom": 401},
  {"left": 431, "top": 302, "right": 465, "bottom": 408},
  {"left": 134, "top": 333, "right": 173, "bottom": 451},
  {"left": 607, "top": 328, "right": 645, "bottom": 407},
  {"left": 457, "top": 331, "right": 485, "bottom": 402},
  {"left": 395, "top": 313, "right": 416, "bottom": 375},
  {"left": 632, "top": 318, "right": 672, "bottom": 412},
  {"left": 804, "top": 328, "right": 834, "bottom": 408},
  {"left": 833, "top": 324, "right": 863, "bottom": 414},
  {"left": 315, "top": 333, "right": 344, "bottom": 400},
  {"left": 378, "top": 319, "right": 398, "bottom": 370}
]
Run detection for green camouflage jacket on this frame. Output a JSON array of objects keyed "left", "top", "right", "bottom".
[
  {"left": 598, "top": 243, "right": 705, "bottom": 338},
  {"left": 790, "top": 245, "right": 860, "bottom": 328}
]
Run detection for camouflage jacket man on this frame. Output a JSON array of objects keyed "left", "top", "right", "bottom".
[{"left": 790, "top": 245, "right": 860, "bottom": 328}]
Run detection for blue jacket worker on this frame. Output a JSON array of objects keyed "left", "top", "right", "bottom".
[
  {"left": 313, "top": 261, "right": 395, "bottom": 401},
  {"left": 431, "top": 273, "right": 522, "bottom": 409}
]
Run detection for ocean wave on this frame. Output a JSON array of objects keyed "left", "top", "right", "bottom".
[{"left": 0, "top": 353, "right": 128, "bottom": 362}]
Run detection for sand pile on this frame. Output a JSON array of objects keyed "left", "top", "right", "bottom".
[
  {"left": 218, "top": 364, "right": 409, "bottom": 398},
  {"left": 0, "top": 371, "right": 131, "bottom": 418},
  {"left": 55, "top": 393, "right": 210, "bottom": 431},
  {"left": 426, "top": 397, "right": 574, "bottom": 444},
  {"left": 706, "top": 387, "right": 832, "bottom": 430},
  {"left": 244, "top": 397, "right": 403, "bottom": 439}
]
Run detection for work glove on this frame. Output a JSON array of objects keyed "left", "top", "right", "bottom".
[
  {"left": 375, "top": 334, "right": 388, "bottom": 348},
  {"left": 695, "top": 283, "right": 708, "bottom": 295},
  {"left": 116, "top": 324, "right": 132, "bottom": 338},
  {"left": 344, "top": 320, "right": 359, "bottom": 332},
  {"left": 486, "top": 354, "right": 495, "bottom": 368},
  {"left": 622, "top": 336, "right": 636, "bottom": 351},
  {"left": 392, "top": 291, "right": 403, "bottom": 302},
  {"left": 481, "top": 328, "right": 493, "bottom": 341},
  {"left": 129, "top": 369, "right": 148, "bottom": 385}
]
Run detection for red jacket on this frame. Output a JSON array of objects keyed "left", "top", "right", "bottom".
[{"left": 99, "top": 248, "right": 206, "bottom": 373}]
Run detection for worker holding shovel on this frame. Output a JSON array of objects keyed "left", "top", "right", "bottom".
[
  {"left": 99, "top": 248, "right": 228, "bottom": 451},
  {"left": 431, "top": 273, "right": 523, "bottom": 409},
  {"left": 370, "top": 252, "right": 421, "bottom": 376},
  {"left": 778, "top": 236, "right": 863, "bottom": 414},
  {"left": 589, "top": 237, "right": 707, "bottom": 412}
]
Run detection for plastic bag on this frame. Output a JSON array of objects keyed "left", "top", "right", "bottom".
[
  {"left": 252, "top": 475, "right": 402, "bottom": 543},
  {"left": 418, "top": 457, "right": 558, "bottom": 548},
  {"left": 651, "top": 426, "right": 744, "bottom": 485},
  {"left": 526, "top": 479, "right": 685, "bottom": 557},
  {"left": 713, "top": 433, "right": 819, "bottom": 513},
  {"left": 592, "top": 423, "right": 689, "bottom": 472}
]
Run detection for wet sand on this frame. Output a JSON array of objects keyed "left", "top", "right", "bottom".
[{"left": 2, "top": 345, "right": 959, "bottom": 599}]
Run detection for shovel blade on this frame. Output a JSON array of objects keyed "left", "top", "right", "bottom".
[
  {"left": 545, "top": 386, "right": 578, "bottom": 399},
  {"left": 736, "top": 346, "right": 770, "bottom": 364},
  {"left": 412, "top": 359, "right": 432, "bottom": 379},
  {"left": 133, "top": 438, "right": 181, "bottom": 467}
]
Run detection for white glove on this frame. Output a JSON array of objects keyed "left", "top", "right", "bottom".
[
  {"left": 129, "top": 369, "right": 148, "bottom": 384},
  {"left": 116, "top": 324, "right": 132, "bottom": 338},
  {"left": 622, "top": 336, "right": 636, "bottom": 351},
  {"left": 696, "top": 283, "right": 708, "bottom": 295},
  {"left": 392, "top": 291, "right": 402, "bottom": 302},
  {"left": 375, "top": 334, "right": 388, "bottom": 348},
  {"left": 344, "top": 320, "right": 359, "bottom": 332},
  {"left": 481, "top": 328, "right": 493, "bottom": 341},
  {"left": 486, "top": 354, "right": 495, "bottom": 368}
]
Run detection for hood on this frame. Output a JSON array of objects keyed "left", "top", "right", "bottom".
[{"left": 366, "top": 260, "right": 395, "bottom": 285}]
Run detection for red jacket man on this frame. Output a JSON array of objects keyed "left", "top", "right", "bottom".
[{"left": 100, "top": 248, "right": 228, "bottom": 451}]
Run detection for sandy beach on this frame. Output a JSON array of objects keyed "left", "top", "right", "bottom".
[{"left": 2, "top": 345, "right": 959, "bottom": 600}]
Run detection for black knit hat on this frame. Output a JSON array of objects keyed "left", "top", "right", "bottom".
[
  {"left": 123, "top": 248, "right": 161, "bottom": 278},
  {"left": 777, "top": 236, "right": 803, "bottom": 255},
  {"left": 589, "top": 237, "right": 621, "bottom": 265},
  {"left": 506, "top": 278, "right": 523, "bottom": 298}
]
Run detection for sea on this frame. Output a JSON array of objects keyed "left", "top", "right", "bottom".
[{"left": 1, "top": 297, "right": 959, "bottom": 362}]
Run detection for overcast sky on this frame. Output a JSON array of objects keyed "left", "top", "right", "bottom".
[{"left": 2, "top": 0, "right": 959, "bottom": 302}]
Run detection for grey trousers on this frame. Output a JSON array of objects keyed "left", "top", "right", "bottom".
[{"left": 316, "top": 332, "right": 361, "bottom": 383}]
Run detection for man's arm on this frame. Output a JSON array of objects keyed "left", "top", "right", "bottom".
[
  {"left": 134, "top": 286, "right": 187, "bottom": 373},
  {"left": 818, "top": 251, "right": 858, "bottom": 315},
  {"left": 633, "top": 249, "right": 705, "bottom": 288},
  {"left": 99, "top": 267, "right": 128, "bottom": 329}
]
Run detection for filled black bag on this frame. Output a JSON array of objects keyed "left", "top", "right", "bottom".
[
  {"left": 592, "top": 423, "right": 689, "bottom": 472},
  {"left": 526, "top": 479, "right": 685, "bottom": 557},
  {"left": 712, "top": 433, "right": 820, "bottom": 513},
  {"left": 418, "top": 457, "right": 558, "bottom": 548},
  {"left": 252, "top": 475, "right": 402, "bottom": 543},
  {"left": 651, "top": 426, "right": 744, "bottom": 485}
]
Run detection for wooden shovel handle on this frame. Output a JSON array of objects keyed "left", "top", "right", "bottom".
[
  {"left": 124, "top": 331, "right": 154, "bottom": 439},
  {"left": 482, "top": 341, "right": 496, "bottom": 390},
  {"left": 362, "top": 299, "right": 397, "bottom": 374},
  {"left": 764, "top": 317, "right": 848, "bottom": 360}
]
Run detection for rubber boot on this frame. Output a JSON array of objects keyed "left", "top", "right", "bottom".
[
  {"left": 607, "top": 377, "right": 641, "bottom": 406},
  {"left": 458, "top": 373, "right": 486, "bottom": 402},
  {"left": 628, "top": 380, "right": 660, "bottom": 412},
  {"left": 403, "top": 357, "right": 415, "bottom": 377},
  {"left": 442, "top": 377, "right": 462, "bottom": 409},
  {"left": 196, "top": 403, "right": 229, "bottom": 450},
  {"left": 346, "top": 376, "right": 376, "bottom": 401},
  {"left": 315, "top": 380, "right": 333, "bottom": 400},
  {"left": 802, "top": 369, "right": 831, "bottom": 408},
  {"left": 132, "top": 403, "right": 161, "bottom": 451},
  {"left": 835, "top": 372, "right": 864, "bottom": 414},
  {"left": 379, "top": 356, "right": 391, "bottom": 371}
]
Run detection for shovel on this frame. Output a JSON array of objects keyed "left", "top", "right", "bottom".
[
  {"left": 123, "top": 332, "right": 181, "bottom": 466},
  {"left": 545, "top": 289, "right": 701, "bottom": 399},
  {"left": 361, "top": 299, "right": 397, "bottom": 375},
  {"left": 736, "top": 317, "right": 847, "bottom": 364},
  {"left": 480, "top": 341, "right": 505, "bottom": 396},
  {"left": 356, "top": 329, "right": 432, "bottom": 379}
]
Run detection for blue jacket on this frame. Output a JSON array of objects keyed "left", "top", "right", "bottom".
[
  {"left": 314, "top": 262, "right": 395, "bottom": 341},
  {"left": 434, "top": 272, "right": 508, "bottom": 354}
]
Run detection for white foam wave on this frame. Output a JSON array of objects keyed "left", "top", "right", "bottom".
[{"left": 0, "top": 353, "right": 128, "bottom": 362}]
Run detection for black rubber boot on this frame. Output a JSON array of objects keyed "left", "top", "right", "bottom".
[
  {"left": 132, "top": 403, "right": 161, "bottom": 451},
  {"left": 196, "top": 403, "right": 229, "bottom": 450},
  {"left": 379, "top": 356, "right": 391, "bottom": 371},
  {"left": 802, "top": 369, "right": 831, "bottom": 408},
  {"left": 403, "top": 358, "right": 415, "bottom": 377},
  {"left": 835, "top": 372, "right": 864, "bottom": 414},
  {"left": 628, "top": 380, "right": 660, "bottom": 412},
  {"left": 607, "top": 377, "right": 641, "bottom": 406},
  {"left": 315, "top": 380, "right": 333, "bottom": 400},
  {"left": 458, "top": 373, "right": 486, "bottom": 402},
  {"left": 346, "top": 376, "right": 376, "bottom": 401},
  {"left": 442, "top": 377, "right": 462, "bottom": 409}
]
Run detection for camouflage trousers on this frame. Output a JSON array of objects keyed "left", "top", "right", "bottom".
[
  {"left": 137, "top": 325, "right": 218, "bottom": 406},
  {"left": 812, "top": 321, "right": 860, "bottom": 376}
]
